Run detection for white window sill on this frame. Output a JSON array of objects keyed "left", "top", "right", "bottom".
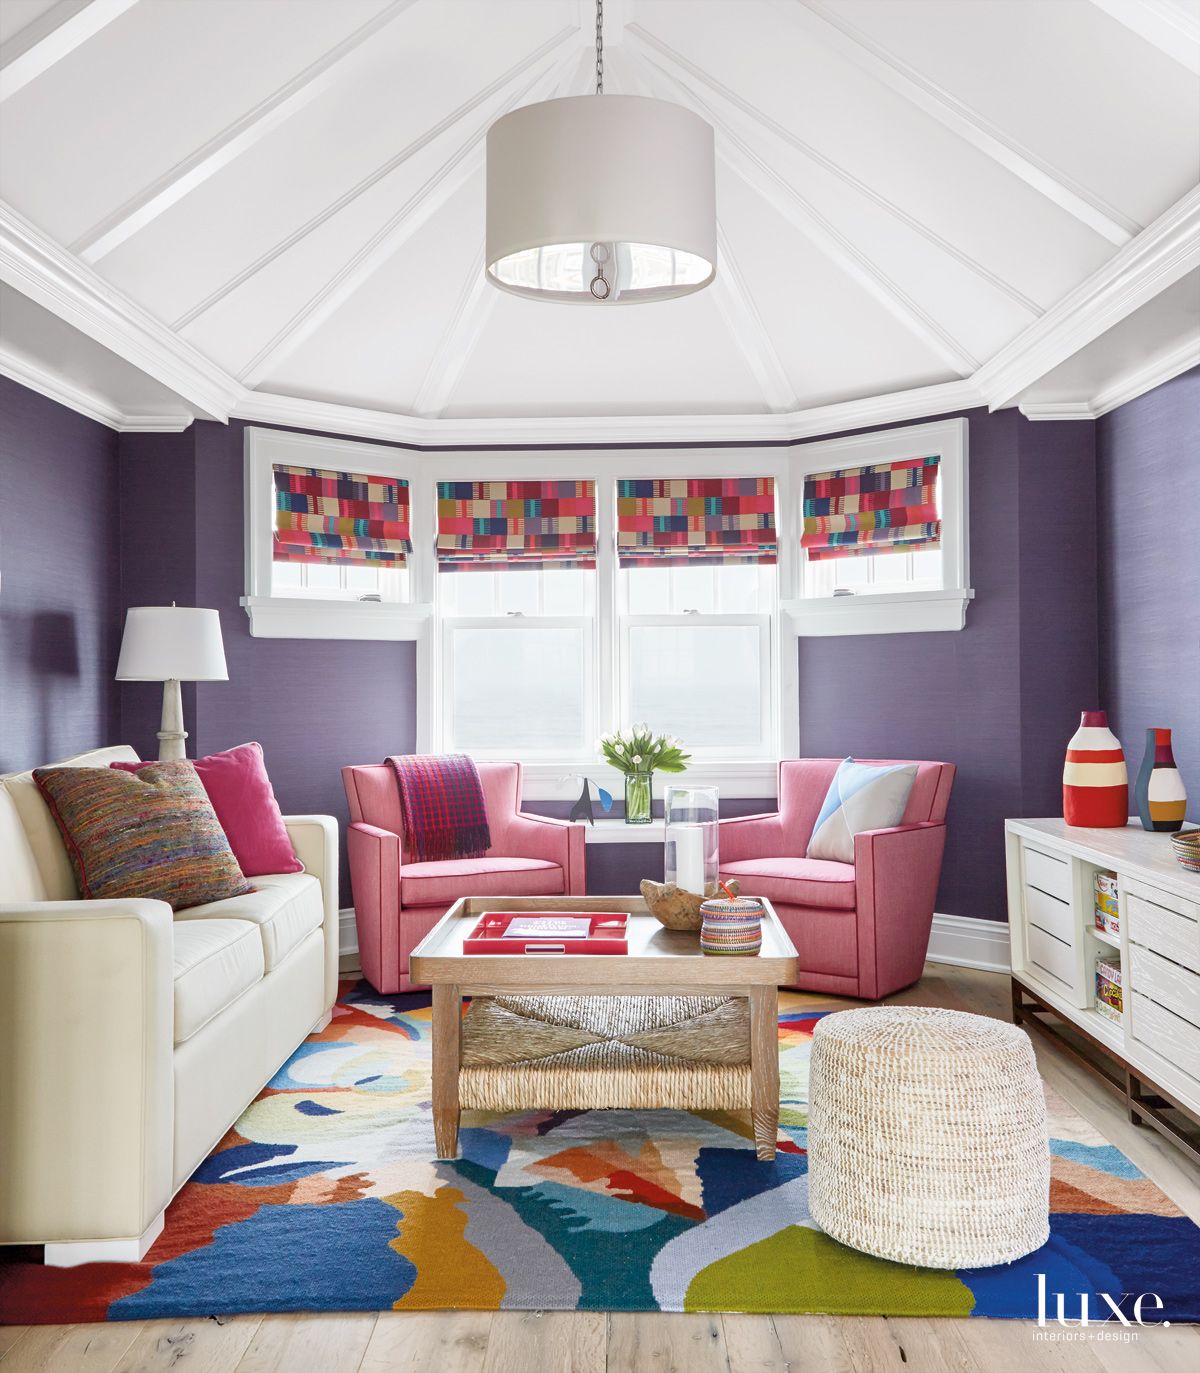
[
  {"left": 241, "top": 596, "right": 433, "bottom": 641},
  {"left": 516, "top": 759, "right": 778, "bottom": 802},
  {"left": 782, "top": 588, "right": 974, "bottom": 637}
]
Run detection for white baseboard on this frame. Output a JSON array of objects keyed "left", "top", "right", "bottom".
[
  {"left": 927, "top": 912, "right": 1011, "bottom": 973},
  {"left": 339, "top": 907, "right": 358, "bottom": 958},
  {"left": 339, "top": 906, "right": 1010, "bottom": 974}
]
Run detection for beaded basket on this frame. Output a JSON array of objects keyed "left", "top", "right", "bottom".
[{"left": 699, "top": 896, "right": 764, "bottom": 956}]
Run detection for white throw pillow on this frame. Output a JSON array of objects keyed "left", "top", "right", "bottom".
[{"left": 806, "top": 758, "right": 919, "bottom": 864}]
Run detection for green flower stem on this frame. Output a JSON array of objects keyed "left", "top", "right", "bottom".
[{"left": 625, "top": 771, "right": 653, "bottom": 825}]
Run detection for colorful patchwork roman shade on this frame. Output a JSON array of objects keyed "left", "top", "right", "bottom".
[
  {"left": 273, "top": 465, "right": 411, "bottom": 566},
  {"left": 436, "top": 480, "right": 596, "bottom": 570},
  {"left": 616, "top": 477, "right": 777, "bottom": 567},
  {"left": 802, "top": 456, "right": 940, "bottom": 561}
]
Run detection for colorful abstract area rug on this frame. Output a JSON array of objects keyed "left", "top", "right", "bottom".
[{"left": 3, "top": 983, "right": 1199, "bottom": 1325}]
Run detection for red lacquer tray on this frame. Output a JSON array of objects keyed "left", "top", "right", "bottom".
[{"left": 463, "top": 911, "right": 629, "bottom": 955}]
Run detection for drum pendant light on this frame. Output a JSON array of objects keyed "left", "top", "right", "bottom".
[{"left": 485, "top": 0, "right": 716, "bottom": 304}]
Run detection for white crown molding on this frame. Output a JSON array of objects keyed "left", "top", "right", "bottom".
[
  {"left": 0, "top": 0, "right": 139, "bottom": 104},
  {"left": 974, "top": 185, "right": 1200, "bottom": 411},
  {"left": 0, "top": 345, "right": 124, "bottom": 427},
  {"left": 0, "top": 201, "right": 242, "bottom": 421},
  {"left": 1018, "top": 401, "right": 1098, "bottom": 421},
  {"left": 1087, "top": 0, "right": 1200, "bottom": 77},
  {"left": 1089, "top": 332, "right": 1200, "bottom": 416}
]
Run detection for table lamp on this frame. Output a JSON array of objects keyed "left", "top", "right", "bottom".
[{"left": 115, "top": 605, "right": 228, "bottom": 760}]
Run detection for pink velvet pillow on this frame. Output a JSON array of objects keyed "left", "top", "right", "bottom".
[{"left": 113, "top": 743, "right": 302, "bottom": 877}]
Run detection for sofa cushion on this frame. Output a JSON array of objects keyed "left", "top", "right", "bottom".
[
  {"left": 719, "top": 857, "right": 857, "bottom": 911},
  {"left": 33, "top": 761, "right": 251, "bottom": 911},
  {"left": 400, "top": 856, "right": 563, "bottom": 907},
  {"left": 173, "top": 918, "right": 264, "bottom": 1045},
  {"left": 1, "top": 746, "right": 140, "bottom": 901},
  {"left": 174, "top": 872, "right": 324, "bottom": 971}
]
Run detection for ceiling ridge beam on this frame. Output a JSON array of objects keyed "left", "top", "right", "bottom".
[
  {"left": 783, "top": 0, "right": 1141, "bottom": 246},
  {"left": 0, "top": 0, "right": 139, "bottom": 102},
  {"left": 1086, "top": 0, "right": 1200, "bottom": 77},
  {"left": 171, "top": 27, "right": 578, "bottom": 333},
  {"left": 711, "top": 224, "right": 800, "bottom": 413},
  {"left": 234, "top": 50, "right": 578, "bottom": 390},
  {"left": 632, "top": 48, "right": 980, "bottom": 377},
  {"left": 410, "top": 243, "right": 497, "bottom": 418},
  {"left": 73, "top": 0, "right": 421, "bottom": 264},
  {"left": 974, "top": 184, "right": 1200, "bottom": 409},
  {"left": 626, "top": 23, "right": 1041, "bottom": 319},
  {"left": 0, "top": 198, "right": 242, "bottom": 419}
]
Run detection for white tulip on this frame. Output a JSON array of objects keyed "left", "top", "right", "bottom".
[{"left": 632, "top": 754, "right": 643, "bottom": 765}]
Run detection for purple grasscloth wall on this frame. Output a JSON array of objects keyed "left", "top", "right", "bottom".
[
  {"left": 0, "top": 375, "right": 120, "bottom": 772},
  {"left": 1097, "top": 365, "right": 1199, "bottom": 820}
]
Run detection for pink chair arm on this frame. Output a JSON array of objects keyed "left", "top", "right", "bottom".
[
  {"left": 504, "top": 814, "right": 587, "bottom": 895},
  {"left": 347, "top": 823, "right": 402, "bottom": 984},
  {"left": 853, "top": 822, "right": 947, "bottom": 999},
  {"left": 717, "top": 811, "right": 787, "bottom": 864}
]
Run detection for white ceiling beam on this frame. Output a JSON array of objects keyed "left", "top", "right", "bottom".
[
  {"left": 0, "top": 0, "right": 138, "bottom": 102},
  {"left": 1087, "top": 0, "right": 1200, "bottom": 77},
  {"left": 710, "top": 224, "right": 800, "bottom": 413},
  {"left": 0, "top": 200, "right": 242, "bottom": 420},
  {"left": 631, "top": 48, "right": 979, "bottom": 377},
  {"left": 172, "top": 26, "right": 578, "bottom": 332},
  {"left": 73, "top": 0, "right": 420, "bottom": 264},
  {"left": 236, "top": 49, "right": 580, "bottom": 390},
  {"left": 410, "top": 244, "right": 497, "bottom": 418},
  {"left": 626, "top": 23, "right": 1041, "bottom": 319},
  {"left": 783, "top": 0, "right": 1141, "bottom": 246},
  {"left": 974, "top": 185, "right": 1200, "bottom": 409}
]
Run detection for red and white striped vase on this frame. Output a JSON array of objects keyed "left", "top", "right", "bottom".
[{"left": 1063, "top": 710, "right": 1128, "bottom": 827}]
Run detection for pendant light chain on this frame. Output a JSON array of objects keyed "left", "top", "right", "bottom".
[{"left": 595, "top": 0, "right": 604, "bottom": 95}]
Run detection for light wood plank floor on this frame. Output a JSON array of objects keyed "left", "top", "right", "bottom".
[{"left": 3, "top": 963, "right": 1198, "bottom": 1373}]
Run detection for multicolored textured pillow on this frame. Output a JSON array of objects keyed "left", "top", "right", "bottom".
[
  {"left": 33, "top": 761, "right": 251, "bottom": 911},
  {"left": 806, "top": 758, "right": 919, "bottom": 864}
]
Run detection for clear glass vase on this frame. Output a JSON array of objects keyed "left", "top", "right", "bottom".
[
  {"left": 624, "top": 770, "right": 653, "bottom": 825},
  {"left": 664, "top": 786, "right": 719, "bottom": 896}
]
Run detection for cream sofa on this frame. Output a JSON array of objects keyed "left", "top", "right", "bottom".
[{"left": 0, "top": 746, "right": 338, "bottom": 1267}]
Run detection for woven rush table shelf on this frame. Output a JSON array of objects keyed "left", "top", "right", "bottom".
[{"left": 410, "top": 895, "right": 798, "bottom": 1160}]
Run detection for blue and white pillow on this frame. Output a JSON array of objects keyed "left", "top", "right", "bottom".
[{"left": 806, "top": 758, "right": 919, "bottom": 864}]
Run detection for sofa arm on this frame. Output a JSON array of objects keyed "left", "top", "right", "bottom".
[
  {"left": 505, "top": 814, "right": 587, "bottom": 894},
  {"left": 284, "top": 814, "right": 339, "bottom": 1009},
  {"left": 717, "top": 811, "right": 787, "bottom": 865},
  {"left": 0, "top": 900, "right": 174, "bottom": 1246},
  {"left": 853, "top": 822, "right": 948, "bottom": 998}
]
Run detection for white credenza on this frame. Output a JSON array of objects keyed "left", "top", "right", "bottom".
[{"left": 1006, "top": 818, "right": 1200, "bottom": 1163}]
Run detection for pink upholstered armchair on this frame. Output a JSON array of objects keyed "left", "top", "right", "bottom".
[
  {"left": 343, "top": 761, "right": 585, "bottom": 993},
  {"left": 719, "top": 758, "right": 955, "bottom": 999}
]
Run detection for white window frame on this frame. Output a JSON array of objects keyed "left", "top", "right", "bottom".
[
  {"left": 783, "top": 417, "right": 973, "bottom": 636},
  {"left": 242, "top": 427, "right": 432, "bottom": 641}
]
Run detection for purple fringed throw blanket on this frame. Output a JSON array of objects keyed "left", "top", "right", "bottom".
[{"left": 386, "top": 753, "right": 491, "bottom": 863}]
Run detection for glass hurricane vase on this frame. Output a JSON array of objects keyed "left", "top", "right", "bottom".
[{"left": 624, "top": 770, "right": 654, "bottom": 825}]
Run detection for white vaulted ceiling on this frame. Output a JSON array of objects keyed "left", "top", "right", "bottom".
[{"left": 0, "top": 0, "right": 1197, "bottom": 436}]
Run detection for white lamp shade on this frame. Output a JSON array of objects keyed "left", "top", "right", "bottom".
[
  {"left": 485, "top": 95, "right": 716, "bottom": 304},
  {"left": 115, "top": 606, "right": 228, "bottom": 682}
]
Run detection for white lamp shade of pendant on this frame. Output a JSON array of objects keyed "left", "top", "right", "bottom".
[
  {"left": 486, "top": 95, "right": 716, "bottom": 304},
  {"left": 115, "top": 606, "right": 228, "bottom": 682}
]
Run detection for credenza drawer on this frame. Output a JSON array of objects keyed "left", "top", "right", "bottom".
[
  {"left": 1128, "top": 892, "right": 1200, "bottom": 975},
  {"left": 1124, "top": 876, "right": 1198, "bottom": 925},
  {"left": 1131, "top": 992, "right": 1200, "bottom": 1072},
  {"left": 1025, "top": 883, "right": 1074, "bottom": 945},
  {"left": 1027, "top": 923, "right": 1075, "bottom": 991},
  {"left": 1024, "top": 845, "right": 1072, "bottom": 903},
  {"left": 1129, "top": 945, "right": 1200, "bottom": 1032}
]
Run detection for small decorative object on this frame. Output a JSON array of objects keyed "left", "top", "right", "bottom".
[
  {"left": 807, "top": 1006, "right": 1050, "bottom": 1269},
  {"left": 1095, "top": 953, "right": 1123, "bottom": 1025},
  {"left": 569, "top": 777, "right": 614, "bottom": 826},
  {"left": 1093, "top": 870, "right": 1120, "bottom": 938},
  {"left": 640, "top": 877, "right": 739, "bottom": 931},
  {"left": 1063, "top": 710, "right": 1128, "bottom": 827},
  {"left": 1134, "top": 728, "right": 1187, "bottom": 832},
  {"left": 599, "top": 726, "right": 691, "bottom": 826},
  {"left": 664, "top": 785, "right": 719, "bottom": 897},
  {"left": 1171, "top": 830, "right": 1200, "bottom": 873},
  {"left": 699, "top": 894, "right": 764, "bottom": 956}
]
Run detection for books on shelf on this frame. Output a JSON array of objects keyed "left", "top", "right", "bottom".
[{"left": 502, "top": 917, "right": 592, "bottom": 940}]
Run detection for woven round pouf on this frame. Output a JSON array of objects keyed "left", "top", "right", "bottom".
[{"left": 807, "top": 1006, "right": 1050, "bottom": 1269}]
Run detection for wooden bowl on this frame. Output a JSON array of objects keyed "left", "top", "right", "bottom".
[{"left": 640, "top": 878, "right": 740, "bottom": 931}]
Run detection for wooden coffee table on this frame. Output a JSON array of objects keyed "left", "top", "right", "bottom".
[{"left": 409, "top": 895, "right": 798, "bottom": 1161}]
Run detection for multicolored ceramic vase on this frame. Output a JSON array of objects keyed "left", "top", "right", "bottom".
[
  {"left": 1134, "top": 728, "right": 1187, "bottom": 833},
  {"left": 1063, "top": 710, "right": 1128, "bottom": 827}
]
